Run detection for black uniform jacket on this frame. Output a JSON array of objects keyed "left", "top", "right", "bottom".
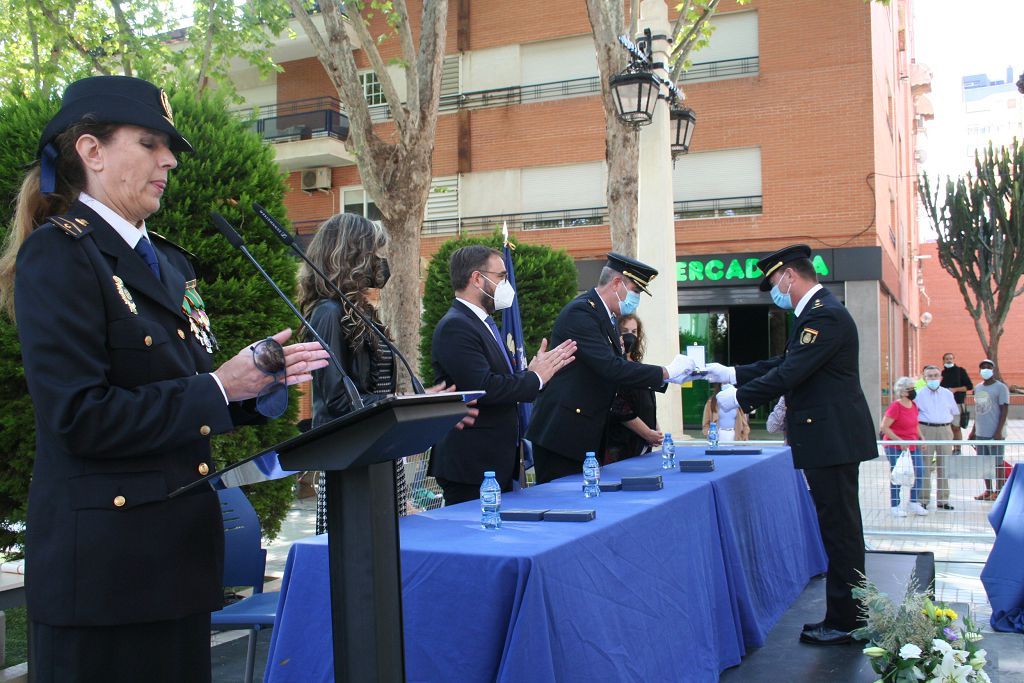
[
  {"left": 526, "top": 289, "right": 665, "bottom": 461},
  {"left": 430, "top": 300, "right": 541, "bottom": 486},
  {"left": 734, "top": 286, "right": 876, "bottom": 470},
  {"left": 15, "top": 201, "right": 259, "bottom": 626}
]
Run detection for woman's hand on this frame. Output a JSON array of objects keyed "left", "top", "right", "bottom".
[{"left": 214, "top": 328, "right": 330, "bottom": 402}]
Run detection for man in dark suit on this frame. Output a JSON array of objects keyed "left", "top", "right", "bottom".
[
  {"left": 709, "top": 244, "right": 875, "bottom": 646},
  {"left": 527, "top": 253, "right": 697, "bottom": 484},
  {"left": 430, "top": 245, "right": 577, "bottom": 504}
]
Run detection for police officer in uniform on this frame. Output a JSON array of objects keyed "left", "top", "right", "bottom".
[
  {"left": 708, "top": 245, "right": 875, "bottom": 645},
  {"left": 527, "top": 253, "right": 696, "bottom": 483},
  {"left": 0, "top": 76, "right": 329, "bottom": 681}
]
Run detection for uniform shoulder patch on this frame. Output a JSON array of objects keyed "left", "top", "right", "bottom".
[
  {"left": 588, "top": 300, "right": 596, "bottom": 308},
  {"left": 149, "top": 231, "right": 197, "bottom": 260},
  {"left": 47, "top": 215, "right": 91, "bottom": 239},
  {"left": 800, "top": 327, "right": 819, "bottom": 345},
  {"left": 811, "top": 299, "right": 824, "bottom": 309}
]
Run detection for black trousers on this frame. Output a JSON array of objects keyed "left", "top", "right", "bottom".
[
  {"left": 803, "top": 462, "right": 867, "bottom": 632},
  {"left": 532, "top": 444, "right": 583, "bottom": 484},
  {"left": 30, "top": 612, "right": 211, "bottom": 683}
]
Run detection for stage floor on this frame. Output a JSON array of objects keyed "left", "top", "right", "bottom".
[{"left": 720, "top": 551, "right": 1024, "bottom": 682}]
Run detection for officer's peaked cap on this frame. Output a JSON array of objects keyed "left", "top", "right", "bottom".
[
  {"left": 755, "top": 244, "right": 812, "bottom": 291},
  {"left": 605, "top": 252, "right": 658, "bottom": 296}
]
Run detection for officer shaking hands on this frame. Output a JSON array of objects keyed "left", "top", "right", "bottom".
[
  {"left": 705, "top": 245, "right": 875, "bottom": 646},
  {"left": 527, "top": 253, "right": 698, "bottom": 483}
]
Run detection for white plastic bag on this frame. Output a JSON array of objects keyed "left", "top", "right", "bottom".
[{"left": 891, "top": 449, "right": 915, "bottom": 488}]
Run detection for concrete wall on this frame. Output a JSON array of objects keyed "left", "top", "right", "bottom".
[{"left": 847, "top": 279, "right": 883, "bottom": 427}]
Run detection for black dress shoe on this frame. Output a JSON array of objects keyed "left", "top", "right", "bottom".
[
  {"left": 802, "top": 620, "right": 825, "bottom": 631},
  {"left": 799, "top": 625, "right": 855, "bottom": 645},
  {"left": 938, "top": 503, "right": 955, "bottom": 510}
]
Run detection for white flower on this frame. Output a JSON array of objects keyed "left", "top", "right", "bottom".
[
  {"left": 965, "top": 631, "right": 984, "bottom": 642},
  {"left": 969, "top": 649, "right": 987, "bottom": 670},
  {"left": 926, "top": 649, "right": 974, "bottom": 683},
  {"left": 932, "top": 638, "right": 954, "bottom": 655},
  {"left": 976, "top": 669, "right": 992, "bottom": 683},
  {"left": 900, "top": 643, "right": 923, "bottom": 659}
]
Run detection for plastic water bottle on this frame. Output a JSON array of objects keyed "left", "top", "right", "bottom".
[
  {"left": 708, "top": 421, "right": 719, "bottom": 449},
  {"left": 480, "top": 471, "right": 501, "bottom": 529},
  {"left": 662, "top": 433, "right": 676, "bottom": 469},
  {"left": 582, "top": 451, "right": 601, "bottom": 498}
]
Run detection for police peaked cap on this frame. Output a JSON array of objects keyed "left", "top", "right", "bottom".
[
  {"left": 605, "top": 252, "right": 658, "bottom": 295},
  {"left": 755, "top": 244, "right": 813, "bottom": 291},
  {"left": 38, "top": 76, "right": 193, "bottom": 158}
]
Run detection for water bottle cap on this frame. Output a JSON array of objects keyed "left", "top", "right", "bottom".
[
  {"left": 665, "top": 433, "right": 672, "bottom": 438},
  {"left": 484, "top": 471, "right": 495, "bottom": 478},
  {"left": 585, "top": 451, "right": 595, "bottom": 458}
]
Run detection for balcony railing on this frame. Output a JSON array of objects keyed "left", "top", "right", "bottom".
[
  {"left": 674, "top": 195, "right": 762, "bottom": 219},
  {"left": 233, "top": 56, "right": 759, "bottom": 139},
  {"left": 239, "top": 97, "right": 350, "bottom": 143}
]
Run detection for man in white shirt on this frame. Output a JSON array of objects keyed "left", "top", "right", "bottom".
[{"left": 914, "top": 364, "right": 960, "bottom": 510}]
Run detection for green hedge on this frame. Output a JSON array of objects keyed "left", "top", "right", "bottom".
[
  {"left": 418, "top": 233, "right": 577, "bottom": 384},
  {"left": 0, "top": 86, "right": 299, "bottom": 552}
]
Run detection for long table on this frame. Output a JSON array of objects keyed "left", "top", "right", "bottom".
[{"left": 264, "top": 446, "right": 826, "bottom": 682}]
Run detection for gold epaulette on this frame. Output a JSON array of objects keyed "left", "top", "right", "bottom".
[{"left": 47, "top": 216, "right": 91, "bottom": 239}]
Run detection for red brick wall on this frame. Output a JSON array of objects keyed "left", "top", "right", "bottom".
[{"left": 918, "top": 241, "right": 1024, "bottom": 388}]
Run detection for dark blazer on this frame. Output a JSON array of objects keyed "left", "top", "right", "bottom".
[
  {"left": 735, "top": 286, "right": 876, "bottom": 470},
  {"left": 526, "top": 289, "right": 665, "bottom": 461},
  {"left": 14, "top": 201, "right": 259, "bottom": 626},
  {"left": 430, "top": 300, "right": 541, "bottom": 486},
  {"left": 307, "top": 298, "right": 394, "bottom": 427}
]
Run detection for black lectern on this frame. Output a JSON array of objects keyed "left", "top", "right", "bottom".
[{"left": 274, "top": 393, "right": 469, "bottom": 683}]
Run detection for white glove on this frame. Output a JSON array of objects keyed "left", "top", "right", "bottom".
[
  {"left": 705, "top": 363, "right": 736, "bottom": 384},
  {"left": 716, "top": 386, "right": 739, "bottom": 412},
  {"left": 665, "top": 354, "right": 697, "bottom": 383}
]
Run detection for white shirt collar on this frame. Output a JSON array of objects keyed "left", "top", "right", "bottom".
[
  {"left": 79, "top": 192, "right": 149, "bottom": 248},
  {"left": 595, "top": 288, "right": 616, "bottom": 323},
  {"left": 455, "top": 297, "right": 491, "bottom": 323},
  {"left": 795, "top": 283, "right": 824, "bottom": 317}
]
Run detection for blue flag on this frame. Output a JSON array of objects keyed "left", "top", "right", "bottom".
[{"left": 501, "top": 239, "right": 534, "bottom": 472}]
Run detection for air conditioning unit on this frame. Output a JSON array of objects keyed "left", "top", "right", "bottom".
[
  {"left": 301, "top": 167, "right": 332, "bottom": 192},
  {"left": 914, "top": 149, "right": 927, "bottom": 163}
]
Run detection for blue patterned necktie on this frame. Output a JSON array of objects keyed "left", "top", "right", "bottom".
[
  {"left": 135, "top": 236, "right": 161, "bottom": 280},
  {"left": 484, "top": 316, "right": 513, "bottom": 372}
]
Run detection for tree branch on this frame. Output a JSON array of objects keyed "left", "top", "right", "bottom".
[
  {"left": 629, "top": 0, "right": 640, "bottom": 37},
  {"left": 670, "top": 0, "right": 720, "bottom": 83},
  {"left": 413, "top": 0, "right": 449, "bottom": 137},
  {"left": 343, "top": 0, "right": 409, "bottom": 132},
  {"left": 195, "top": 0, "right": 218, "bottom": 92},
  {"left": 391, "top": 0, "right": 419, "bottom": 128},
  {"left": 108, "top": 0, "right": 135, "bottom": 77},
  {"left": 38, "top": 4, "right": 112, "bottom": 76}
]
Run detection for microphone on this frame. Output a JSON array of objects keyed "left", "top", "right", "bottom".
[
  {"left": 252, "top": 202, "right": 426, "bottom": 394},
  {"left": 210, "top": 211, "right": 365, "bottom": 410}
]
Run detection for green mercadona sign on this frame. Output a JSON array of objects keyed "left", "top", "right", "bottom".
[{"left": 676, "top": 253, "right": 831, "bottom": 284}]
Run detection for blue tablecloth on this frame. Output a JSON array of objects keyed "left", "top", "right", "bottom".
[
  {"left": 264, "top": 446, "right": 826, "bottom": 682},
  {"left": 981, "top": 463, "right": 1024, "bottom": 632}
]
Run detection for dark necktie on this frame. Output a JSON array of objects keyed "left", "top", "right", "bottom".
[
  {"left": 135, "top": 236, "right": 161, "bottom": 280},
  {"left": 484, "top": 316, "right": 514, "bottom": 372}
]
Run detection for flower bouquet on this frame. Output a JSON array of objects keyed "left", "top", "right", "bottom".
[{"left": 852, "top": 574, "right": 989, "bottom": 682}]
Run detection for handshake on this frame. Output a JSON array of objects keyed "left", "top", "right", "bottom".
[{"left": 664, "top": 359, "right": 737, "bottom": 386}]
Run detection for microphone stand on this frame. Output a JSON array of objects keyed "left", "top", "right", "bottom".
[
  {"left": 253, "top": 202, "right": 426, "bottom": 394},
  {"left": 210, "top": 211, "right": 365, "bottom": 410}
]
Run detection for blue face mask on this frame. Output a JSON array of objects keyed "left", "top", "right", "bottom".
[
  {"left": 769, "top": 271, "right": 794, "bottom": 310},
  {"left": 926, "top": 379, "right": 941, "bottom": 390},
  {"left": 617, "top": 284, "right": 641, "bottom": 316}
]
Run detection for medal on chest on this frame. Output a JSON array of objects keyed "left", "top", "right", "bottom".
[{"left": 181, "top": 280, "right": 218, "bottom": 354}]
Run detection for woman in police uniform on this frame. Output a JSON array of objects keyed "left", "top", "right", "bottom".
[{"left": 0, "top": 76, "right": 328, "bottom": 681}]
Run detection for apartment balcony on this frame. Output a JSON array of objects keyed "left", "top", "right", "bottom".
[{"left": 238, "top": 97, "right": 355, "bottom": 171}]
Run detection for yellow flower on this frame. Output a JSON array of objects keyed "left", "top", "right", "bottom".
[{"left": 943, "top": 608, "right": 959, "bottom": 620}]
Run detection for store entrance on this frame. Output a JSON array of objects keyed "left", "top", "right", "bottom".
[{"left": 678, "top": 305, "right": 791, "bottom": 433}]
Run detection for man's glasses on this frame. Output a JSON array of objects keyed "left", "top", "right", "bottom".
[{"left": 251, "top": 338, "right": 287, "bottom": 418}]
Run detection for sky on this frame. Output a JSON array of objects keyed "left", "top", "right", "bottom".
[{"left": 913, "top": 0, "right": 1024, "bottom": 183}]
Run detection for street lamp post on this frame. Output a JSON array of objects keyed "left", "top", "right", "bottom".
[{"left": 607, "top": 1, "right": 695, "bottom": 436}]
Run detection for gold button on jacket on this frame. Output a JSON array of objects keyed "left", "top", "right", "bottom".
[
  {"left": 197, "top": 462, "right": 209, "bottom": 475},
  {"left": 575, "top": 408, "right": 581, "bottom": 414},
  {"left": 143, "top": 335, "right": 153, "bottom": 347},
  {"left": 199, "top": 425, "right": 211, "bottom": 436},
  {"left": 177, "top": 329, "right": 186, "bottom": 339},
  {"left": 113, "top": 495, "right": 126, "bottom": 507}
]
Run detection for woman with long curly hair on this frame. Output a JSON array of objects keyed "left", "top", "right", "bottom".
[{"left": 297, "top": 212, "right": 407, "bottom": 531}]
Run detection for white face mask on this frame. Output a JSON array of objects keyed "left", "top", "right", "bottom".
[{"left": 479, "top": 274, "right": 515, "bottom": 311}]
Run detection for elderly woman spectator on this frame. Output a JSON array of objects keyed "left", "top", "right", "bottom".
[{"left": 880, "top": 377, "right": 927, "bottom": 518}]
